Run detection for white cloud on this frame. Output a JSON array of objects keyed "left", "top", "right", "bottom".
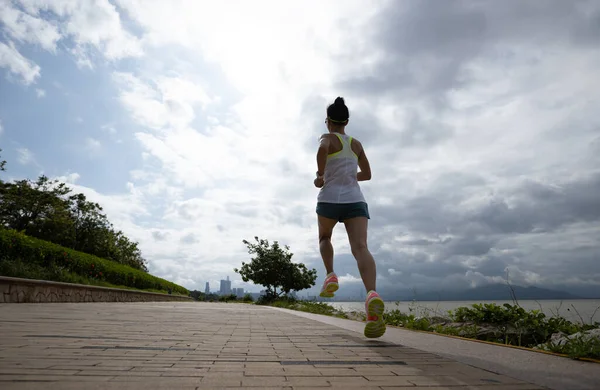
[
  {"left": 54, "top": 174, "right": 149, "bottom": 235},
  {"left": 504, "top": 266, "right": 544, "bottom": 287},
  {"left": 0, "top": 1, "right": 61, "bottom": 52},
  {"left": 35, "top": 88, "right": 46, "bottom": 98},
  {"left": 54, "top": 0, "right": 143, "bottom": 61},
  {"left": 339, "top": 273, "right": 363, "bottom": 284},
  {"left": 2, "top": 0, "right": 143, "bottom": 71},
  {"left": 16, "top": 148, "right": 34, "bottom": 165},
  {"left": 0, "top": 40, "right": 41, "bottom": 85},
  {"left": 464, "top": 270, "right": 505, "bottom": 288},
  {"left": 101, "top": 124, "right": 122, "bottom": 143},
  {"left": 4, "top": 1, "right": 599, "bottom": 297},
  {"left": 112, "top": 72, "right": 212, "bottom": 131},
  {"left": 101, "top": 124, "right": 117, "bottom": 134},
  {"left": 85, "top": 137, "right": 102, "bottom": 153},
  {"left": 55, "top": 172, "right": 81, "bottom": 184},
  {"left": 0, "top": 119, "right": 3, "bottom": 136}
]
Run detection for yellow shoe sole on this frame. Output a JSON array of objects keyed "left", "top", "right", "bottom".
[
  {"left": 364, "top": 296, "right": 386, "bottom": 338},
  {"left": 364, "top": 319, "right": 386, "bottom": 338},
  {"left": 319, "top": 282, "right": 339, "bottom": 298}
]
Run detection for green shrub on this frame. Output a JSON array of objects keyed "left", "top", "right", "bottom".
[
  {"left": 263, "top": 297, "right": 600, "bottom": 360},
  {"left": 432, "top": 324, "right": 460, "bottom": 336},
  {"left": 384, "top": 309, "right": 432, "bottom": 330},
  {"left": 449, "top": 303, "right": 595, "bottom": 342},
  {"left": 0, "top": 228, "right": 188, "bottom": 295},
  {"left": 218, "top": 294, "right": 238, "bottom": 302},
  {"left": 269, "top": 298, "right": 348, "bottom": 318},
  {"left": 541, "top": 334, "right": 600, "bottom": 360}
]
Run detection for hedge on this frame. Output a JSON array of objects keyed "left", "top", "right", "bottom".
[{"left": 0, "top": 228, "right": 189, "bottom": 295}]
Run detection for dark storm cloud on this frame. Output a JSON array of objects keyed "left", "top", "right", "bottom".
[
  {"left": 337, "top": 0, "right": 600, "bottom": 101},
  {"left": 352, "top": 171, "right": 600, "bottom": 291},
  {"left": 470, "top": 172, "right": 600, "bottom": 234},
  {"left": 438, "top": 235, "right": 497, "bottom": 258},
  {"left": 472, "top": 254, "right": 513, "bottom": 277},
  {"left": 376, "top": 249, "right": 469, "bottom": 278},
  {"left": 398, "top": 111, "right": 455, "bottom": 148},
  {"left": 371, "top": 194, "right": 459, "bottom": 234},
  {"left": 370, "top": 171, "right": 600, "bottom": 239},
  {"left": 296, "top": 1, "right": 600, "bottom": 295}
]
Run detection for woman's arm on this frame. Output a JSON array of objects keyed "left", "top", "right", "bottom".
[
  {"left": 356, "top": 142, "right": 371, "bottom": 181},
  {"left": 316, "top": 134, "right": 330, "bottom": 176},
  {"left": 314, "top": 134, "right": 330, "bottom": 188}
]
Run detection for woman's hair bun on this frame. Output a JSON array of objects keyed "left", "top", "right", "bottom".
[{"left": 327, "top": 96, "right": 349, "bottom": 122}]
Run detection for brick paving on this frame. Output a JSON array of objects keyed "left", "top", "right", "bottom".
[{"left": 0, "top": 302, "right": 546, "bottom": 389}]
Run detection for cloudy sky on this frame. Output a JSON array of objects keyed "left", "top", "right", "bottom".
[{"left": 1, "top": 0, "right": 599, "bottom": 298}]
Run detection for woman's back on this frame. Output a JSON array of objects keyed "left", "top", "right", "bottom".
[{"left": 317, "top": 132, "right": 366, "bottom": 204}]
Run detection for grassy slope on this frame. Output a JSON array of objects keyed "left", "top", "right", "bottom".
[{"left": 0, "top": 228, "right": 189, "bottom": 296}]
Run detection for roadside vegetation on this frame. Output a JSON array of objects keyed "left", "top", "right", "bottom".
[
  {"left": 228, "top": 229, "right": 599, "bottom": 361},
  {"left": 0, "top": 150, "right": 188, "bottom": 296},
  {"left": 253, "top": 296, "right": 600, "bottom": 361}
]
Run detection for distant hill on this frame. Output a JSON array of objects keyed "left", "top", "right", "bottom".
[
  {"left": 318, "top": 282, "right": 594, "bottom": 302},
  {"left": 398, "top": 283, "right": 584, "bottom": 301}
]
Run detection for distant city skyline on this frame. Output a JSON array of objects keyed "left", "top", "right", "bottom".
[{"left": 201, "top": 274, "right": 310, "bottom": 298}]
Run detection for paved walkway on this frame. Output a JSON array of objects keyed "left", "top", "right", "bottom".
[
  {"left": 278, "top": 308, "right": 600, "bottom": 390},
  {"left": 0, "top": 302, "right": 549, "bottom": 389}
]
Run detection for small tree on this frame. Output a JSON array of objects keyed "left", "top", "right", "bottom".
[
  {"left": 234, "top": 236, "right": 317, "bottom": 300},
  {"left": 0, "top": 148, "right": 6, "bottom": 172}
]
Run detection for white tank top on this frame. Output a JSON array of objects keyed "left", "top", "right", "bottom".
[{"left": 317, "top": 133, "right": 366, "bottom": 204}]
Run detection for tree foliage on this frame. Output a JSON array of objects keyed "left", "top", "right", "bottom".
[
  {"left": 0, "top": 154, "right": 148, "bottom": 272},
  {"left": 234, "top": 236, "right": 317, "bottom": 299},
  {"left": 0, "top": 228, "right": 186, "bottom": 294},
  {"left": 0, "top": 148, "right": 6, "bottom": 172}
]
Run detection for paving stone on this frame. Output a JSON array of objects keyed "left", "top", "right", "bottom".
[
  {"left": 49, "top": 365, "right": 134, "bottom": 371},
  {"left": 0, "top": 375, "right": 114, "bottom": 382},
  {"left": 0, "top": 302, "right": 547, "bottom": 389},
  {"left": 284, "top": 376, "right": 332, "bottom": 386},
  {"left": 244, "top": 368, "right": 286, "bottom": 376},
  {"left": 0, "top": 368, "right": 80, "bottom": 376},
  {"left": 362, "top": 377, "right": 416, "bottom": 386}
]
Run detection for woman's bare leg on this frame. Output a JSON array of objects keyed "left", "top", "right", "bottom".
[
  {"left": 318, "top": 215, "right": 338, "bottom": 273},
  {"left": 343, "top": 216, "right": 376, "bottom": 292}
]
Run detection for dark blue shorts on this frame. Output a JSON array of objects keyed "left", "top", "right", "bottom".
[{"left": 316, "top": 202, "right": 370, "bottom": 222}]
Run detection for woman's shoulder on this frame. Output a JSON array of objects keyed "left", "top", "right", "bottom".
[
  {"left": 348, "top": 135, "right": 364, "bottom": 156},
  {"left": 318, "top": 133, "right": 340, "bottom": 143},
  {"left": 348, "top": 134, "right": 363, "bottom": 146}
]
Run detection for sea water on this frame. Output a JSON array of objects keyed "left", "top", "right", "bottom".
[{"left": 329, "top": 299, "right": 600, "bottom": 324}]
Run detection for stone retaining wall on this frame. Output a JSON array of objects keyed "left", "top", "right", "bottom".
[{"left": 0, "top": 276, "right": 192, "bottom": 303}]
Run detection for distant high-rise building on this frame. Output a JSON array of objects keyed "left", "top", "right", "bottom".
[
  {"left": 234, "top": 288, "right": 244, "bottom": 297},
  {"left": 219, "top": 276, "right": 232, "bottom": 295},
  {"left": 205, "top": 282, "right": 210, "bottom": 294}
]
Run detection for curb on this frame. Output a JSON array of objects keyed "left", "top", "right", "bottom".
[
  {"left": 383, "top": 323, "right": 600, "bottom": 364},
  {"left": 269, "top": 304, "right": 600, "bottom": 364}
]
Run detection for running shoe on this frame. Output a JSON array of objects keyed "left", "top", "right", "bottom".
[
  {"left": 319, "top": 272, "right": 339, "bottom": 298},
  {"left": 364, "top": 290, "right": 386, "bottom": 338}
]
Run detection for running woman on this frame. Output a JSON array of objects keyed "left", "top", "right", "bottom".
[{"left": 314, "top": 97, "right": 386, "bottom": 338}]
